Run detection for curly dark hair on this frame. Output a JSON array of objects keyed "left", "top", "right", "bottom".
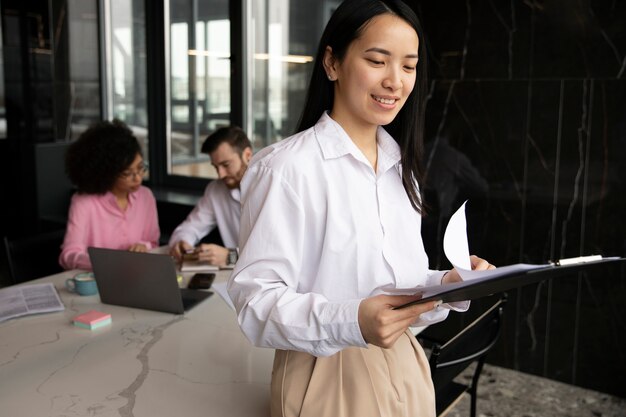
[{"left": 65, "top": 119, "right": 142, "bottom": 194}]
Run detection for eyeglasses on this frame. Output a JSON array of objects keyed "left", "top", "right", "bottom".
[{"left": 119, "top": 164, "right": 148, "bottom": 179}]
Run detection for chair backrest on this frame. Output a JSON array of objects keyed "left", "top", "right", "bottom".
[
  {"left": 3, "top": 229, "right": 66, "bottom": 284},
  {"left": 428, "top": 296, "right": 507, "bottom": 392},
  {"left": 35, "top": 142, "right": 74, "bottom": 226}
]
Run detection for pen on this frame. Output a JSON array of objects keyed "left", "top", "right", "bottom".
[{"left": 556, "top": 254, "right": 602, "bottom": 266}]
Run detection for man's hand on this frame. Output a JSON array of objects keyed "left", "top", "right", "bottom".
[
  {"left": 170, "top": 240, "right": 194, "bottom": 262},
  {"left": 195, "top": 244, "right": 229, "bottom": 266}
]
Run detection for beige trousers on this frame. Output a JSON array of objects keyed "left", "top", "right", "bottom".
[{"left": 270, "top": 329, "right": 435, "bottom": 417}]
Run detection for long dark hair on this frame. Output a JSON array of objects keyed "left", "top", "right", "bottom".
[{"left": 296, "top": 0, "right": 427, "bottom": 213}]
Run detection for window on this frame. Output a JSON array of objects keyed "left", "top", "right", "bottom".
[
  {"left": 167, "top": 0, "right": 231, "bottom": 179},
  {"left": 65, "top": 0, "right": 101, "bottom": 139},
  {"left": 247, "top": 0, "right": 339, "bottom": 148},
  {"left": 163, "top": 0, "right": 338, "bottom": 180},
  {"left": 0, "top": 0, "right": 5, "bottom": 140},
  {"left": 102, "top": 0, "right": 148, "bottom": 159},
  {"left": 100, "top": 0, "right": 339, "bottom": 185}
]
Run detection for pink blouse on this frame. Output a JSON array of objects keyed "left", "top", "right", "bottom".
[{"left": 59, "top": 186, "right": 160, "bottom": 270}]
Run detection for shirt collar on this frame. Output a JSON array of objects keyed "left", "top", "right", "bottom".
[
  {"left": 103, "top": 191, "right": 117, "bottom": 206},
  {"left": 314, "top": 111, "right": 401, "bottom": 171},
  {"left": 103, "top": 188, "right": 139, "bottom": 208},
  {"left": 376, "top": 126, "right": 401, "bottom": 173}
]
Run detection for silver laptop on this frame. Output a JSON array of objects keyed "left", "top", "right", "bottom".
[{"left": 88, "top": 247, "right": 212, "bottom": 314}]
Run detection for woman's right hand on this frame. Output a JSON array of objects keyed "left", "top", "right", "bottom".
[
  {"left": 128, "top": 243, "right": 148, "bottom": 253},
  {"left": 358, "top": 294, "right": 441, "bottom": 348}
]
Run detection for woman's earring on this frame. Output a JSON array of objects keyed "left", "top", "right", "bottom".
[{"left": 327, "top": 74, "right": 334, "bottom": 81}]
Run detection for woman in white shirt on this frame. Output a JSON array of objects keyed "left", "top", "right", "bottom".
[{"left": 228, "top": 1, "right": 494, "bottom": 416}]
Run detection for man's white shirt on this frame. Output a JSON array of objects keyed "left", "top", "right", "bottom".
[{"left": 168, "top": 179, "right": 241, "bottom": 249}]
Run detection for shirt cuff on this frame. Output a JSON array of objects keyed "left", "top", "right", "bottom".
[
  {"left": 445, "top": 300, "right": 470, "bottom": 312},
  {"left": 138, "top": 241, "right": 153, "bottom": 250},
  {"left": 171, "top": 233, "right": 197, "bottom": 248},
  {"left": 432, "top": 269, "right": 469, "bottom": 311},
  {"left": 427, "top": 269, "right": 449, "bottom": 287},
  {"left": 320, "top": 298, "right": 367, "bottom": 349}
]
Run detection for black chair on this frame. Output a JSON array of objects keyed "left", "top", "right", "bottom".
[
  {"left": 417, "top": 295, "right": 507, "bottom": 417},
  {"left": 2, "top": 229, "right": 66, "bottom": 285}
]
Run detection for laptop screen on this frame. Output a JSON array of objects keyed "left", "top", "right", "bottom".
[{"left": 88, "top": 247, "right": 210, "bottom": 314}]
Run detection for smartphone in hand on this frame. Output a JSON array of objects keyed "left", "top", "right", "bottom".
[
  {"left": 182, "top": 250, "right": 199, "bottom": 261},
  {"left": 187, "top": 273, "right": 215, "bottom": 290}
]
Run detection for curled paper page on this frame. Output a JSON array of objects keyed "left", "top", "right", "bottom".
[
  {"left": 443, "top": 201, "right": 472, "bottom": 271},
  {"left": 443, "top": 201, "right": 547, "bottom": 281},
  {"left": 394, "top": 201, "right": 618, "bottom": 308}
]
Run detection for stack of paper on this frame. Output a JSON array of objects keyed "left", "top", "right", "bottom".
[{"left": 72, "top": 310, "right": 111, "bottom": 330}]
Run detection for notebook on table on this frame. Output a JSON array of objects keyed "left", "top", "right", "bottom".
[
  {"left": 88, "top": 247, "right": 212, "bottom": 314},
  {"left": 180, "top": 259, "right": 219, "bottom": 272}
]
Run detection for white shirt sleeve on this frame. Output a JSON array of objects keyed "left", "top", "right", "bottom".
[
  {"left": 168, "top": 184, "right": 218, "bottom": 247},
  {"left": 228, "top": 164, "right": 367, "bottom": 357},
  {"left": 405, "top": 269, "right": 470, "bottom": 326}
]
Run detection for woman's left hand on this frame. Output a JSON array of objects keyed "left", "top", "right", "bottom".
[{"left": 442, "top": 255, "right": 496, "bottom": 285}]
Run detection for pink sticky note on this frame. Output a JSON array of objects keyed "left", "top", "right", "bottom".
[{"left": 73, "top": 310, "right": 111, "bottom": 325}]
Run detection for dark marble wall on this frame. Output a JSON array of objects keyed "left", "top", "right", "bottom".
[{"left": 412, "top": 0, "right": 626, "bottom": 397}]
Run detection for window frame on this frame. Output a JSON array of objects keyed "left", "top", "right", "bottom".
[{"left": 101, "top": 0, "right": 245, "bottom": 191}]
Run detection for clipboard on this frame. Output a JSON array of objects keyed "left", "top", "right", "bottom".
[{"left": 395, "top": 257, "right": 624, "bottom": 309}]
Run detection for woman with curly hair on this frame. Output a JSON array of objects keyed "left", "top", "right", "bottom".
[{"left": 59, "top": 119, "right": 160, "bottom": 270}]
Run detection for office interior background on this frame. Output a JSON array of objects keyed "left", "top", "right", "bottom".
[{"left": 0, "top": 0, "right": 624, "bottom": 399}]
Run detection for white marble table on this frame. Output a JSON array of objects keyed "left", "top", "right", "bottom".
[{"left": 0, "top": 269, "right": 274, "bottom": 417}]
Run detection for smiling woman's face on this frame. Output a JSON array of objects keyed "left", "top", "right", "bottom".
[{"left": 325, "top": 13, "right": 419, "bottom": 136}]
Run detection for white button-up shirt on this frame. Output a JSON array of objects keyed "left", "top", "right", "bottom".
[
  {"left": 229, "top": 113, "right": 457, "bottom": 357},
  {"left": 168, "top": 179, "right": 241, "bottom": 249}
]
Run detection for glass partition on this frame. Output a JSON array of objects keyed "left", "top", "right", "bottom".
[
  {"left": 167, "top": 0, "right": 231, "bottom": 179},
  {"left": 247, "top": 0, "right": 340, "bottom": 148},
  {"left": 103, "top": 0, "right": 148, "bottom": 157},
  {"left": 0, "top": 0, "right": 5, "bottom": 140},
  {"left": 64, "top": 0, "right": 101, "bottom": 140},
  {"left": 163, "top": 0, "right": 339, "bottom": 179}
]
